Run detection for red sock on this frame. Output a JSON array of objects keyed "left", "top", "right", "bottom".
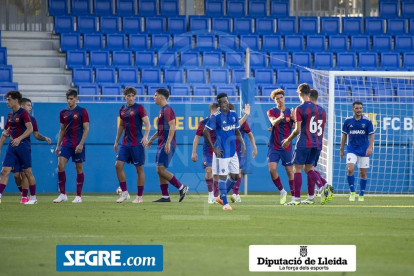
[
  {"left": 22, "top": 189, "right": 28, "bottom": 197},
  {"left": 315, "top": 170, "right": 327, "bottom": 185},
  {"left": 272, "top": 176, "right": 283, "bottom": 191},
  {"left": 205, "top": 178, "right": 213, "bottom": 192},
  {"left": 76, "top": 173, "right": 84, "bottom": 196},
  {"left": 233, "top": 178, "right": 242, "bottom": 195},
  {"left": 213, "top": 181, "right": 219, "bottom": 197},
  {"left": 289, "top": 180, "right": 295, "bottom": 197},
  {"left": 58, "top": 171, "right": 66, "bottom": 194},
  {"left": 294, "top": 173, "right": 302, "bottom": 199},
  {"left": 120, "top": 181, "right": 127, "bottom": 192},
  {"left": 308, "top": 170, "right": 323, "bottom": 188},
  {"left": 137, "top": 185, "right": 144, "bottom": 196},
  {"left": 169, "top": 176, "right": 183, "bottom": 189},
  {"left": 160, "top": 184, "right": 169, "bottom": 197},
  {"left": 307, "top": 174, "right": 315, "bottom": 196},
  {"left": 29, "top": 185, "right": 36, "bottom": 196}
]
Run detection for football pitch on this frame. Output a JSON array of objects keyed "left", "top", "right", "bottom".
[{"left": 0, "top": 194, "right": 413, "bottom": 276}]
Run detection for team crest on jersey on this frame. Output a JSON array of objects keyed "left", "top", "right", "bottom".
[
  {"left": 159, "top": 114, "right": 162, "bottom": 118},
  {"left": 15, "top": 117, "right": 19, "bottom": 122},
  {"left": 286, "top": 116, "right": 290, "bottom": 122},
  {"left": 203, "top": 161, "right": 207, "bottom": 165},
  {"left": 221, "top": 169, "right": 225, "bottom": 173},
  {"left": 232, "top": 117, "right": 236, "bottom": 122},
  {"left": 130, "top": 110, "right": 135, "bottom": 116},
  {"left": 73, "top": 114, "right": 78, "bottom": 119},
  {"left": 366, "top": 113, "right": 378, "bottom": 132},
  {"left": 223, "top": 121, "right": 226, "bottom": 124},
  {"left": 362, "top": 124, "right": 365, "bottom": 128}
]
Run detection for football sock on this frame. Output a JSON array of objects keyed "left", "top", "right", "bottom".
[
  {"left": 138, "top": 185, "right": 144, "bottom": 197},
  {"left": 219, "top": 179, "right": 228, "bottom": 205},
  {"left": 347, "top": 175, "right": 355, "bottom": 192},
  {"left": 308, "top": 170, "right": 323, "bottom": 188},
  {"left": 160, "top": 184, "right": 169, "bottom": 198},
  {"left": 360, "top": 179, "right": 367, "bottom": 196},
  {"left": 169, "top": 176, "right": 183, "bottom": 190},
  {"left": 225, "top": 177, "right": 237, "bottom": 194},
  {"left": 205, "top": 178, "right": 213, "bottom": 192},
  {"left": 315, "top": 170, "right": 327, "bottom": 185},
  {"left": 29, "top": 185, "right": 36, "bottom": 196},
  {"left": 213, "top": 181, "right": 219, "bottom": 197},
  {"left": 58, "top": 171, "right": 66, "bottom": 194},
  {"left": 289, "top": 180, "right": 295, "bottom": 197},
  {"left": 272, "top": 176, "right": 284, "bottom": 191},
  {"left": 307, "top": 173, "right": 315, "bottom": 196},
  {"left": 120, "top": 181, "right": 127, "bottom": 192},
  {"left": 232, "top": 178, "right": 242, "bottom": 195},
  {"left": 76, "top": 173, "right": 84, "bottom": 196},
  {"left": 22, "top": 189, "right": 28, "bottom": 197},
  {"left": 294, "top": 173, "right": 302, "bottom": 200}
]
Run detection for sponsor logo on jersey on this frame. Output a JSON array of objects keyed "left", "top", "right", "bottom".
[
  {"left": 349, "top": 130, "right": 365, "bottom": 134},
  {"left": 223, "top": 125, "right": 237, "bottom": 131}
]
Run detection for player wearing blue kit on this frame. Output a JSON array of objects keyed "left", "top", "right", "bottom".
[
  {"left": 114, "top": 87, "right": 151, "bottom": 203},
  {"left": 203, "top": 93, "right": 246, "bottom": 211},
  {"left": 340, "top": 101, "right": 375, "bottom": 202}
]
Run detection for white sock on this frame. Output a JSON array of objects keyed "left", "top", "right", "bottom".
[
  {"left": 137, "top": 196, "right": 142, "bottom": 199},
  {"left": 280, "top": 189, "right": 286, "bottom": 195},
  {"left": 178, "top": 185, "right": 183, "bottom": 190},
  {"left": 308, "top": 195, "right": 314, "bottom": 200},
  {"left": 31, "top": 195, "right": 37, "bottom": 200},
  {"left": 162, "top": 196, "right": 169, "bottom": 199},
  {"left": 208, "top": 192, "right": 214, "bottom": 197}
]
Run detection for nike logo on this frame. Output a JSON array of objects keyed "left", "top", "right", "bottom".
[{"left": 75, "top": 159, "right": 80, "bottom": 161}]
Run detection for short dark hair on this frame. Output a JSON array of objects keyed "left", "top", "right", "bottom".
[
  {"left": 217, "top": 93, "right": 228, "bottom": 101},
  {"left": 66, "top": 89, "right": 78, "bottom": 98},
  {"left": 156, "top": 88, "right": 169, "bottom": 100},
  {"left": 20, "top": 98, "right": 32, "bottom": 105},
  {"left": 5, "top": 90, "right": 22, "bottom": 101},
  {"left": 297, "top": 83, "right": 311, "bottom": 95},
  {"left": 209, "top": 102, "right": 219, "bottom": 111},
  {"left": 353, "top": 101, "right": 363, "bottom": 107},
  {"left": 270, "top": 88, "right": 285, "bottom": 100},
  {"left": 123, "top": 87, "right": 137, "bottom": 96},
  {"left": 228, "top": 103, "right": 235, "bottom": 111},
  {"left": 310, "top": 89, "right": 318, "bottom": 101}
]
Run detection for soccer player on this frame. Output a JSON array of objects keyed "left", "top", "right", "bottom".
[
  {"left": 266, "top": 89, "right": 294, "bottom": 205},
  {"left": 0, "top": 91, "right": 37, "bottom": 204},
  {"left": 147, "top": 88, "right": 189, "bottom": 202},
  {"left": 114, "top": 87, "right": 151, "bottom": 203},
  {"left": 203, "top": 93, "right": 246, "bottom": 211},
  {"left": 191, "top": 103, "right": 219, "bottom": 204},
  {"left": 54, "top": 89, "right": 90, "bottom": 203},
  {"left": 340, "top": 101, "right": 375, "bottom": 202},
  {"left": 281, "top": 83, "right": 328, "bottom": 205}
]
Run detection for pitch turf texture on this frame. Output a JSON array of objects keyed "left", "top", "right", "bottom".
[{"left": 0, "top": 194, "right": 413, "bottom": 276}]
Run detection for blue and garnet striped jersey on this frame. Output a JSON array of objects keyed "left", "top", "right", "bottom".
[
  {"left": 196, "top": 117, "right": 216, "bottom": 157},
  {"left": 59, "top": 105, "right": 90, "bottom": 148},
  {"left": 5, "top": 108, "right": 32, "bottom": 144},
  {"left": 119, "top": 103, "right": 147, "bottom": 146},
  {"left": 157, "top": 104, "right": 176, "bottom": 148},
  {"left": 5, "top": 113, "right": 39, "bottom": 144},
  {"left": 295, "top": 101, "right": 326, "bottom": 149},
  {"left": 267, "top": 107, "right": 294, "bottom": 151}
]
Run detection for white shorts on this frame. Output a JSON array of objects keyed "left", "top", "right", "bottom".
[
  {"left": 212, "top": 152, "right": 240, "bottom": 176},
  {"left": 346, "top": 153, "right": 370, "bottom": 169}
]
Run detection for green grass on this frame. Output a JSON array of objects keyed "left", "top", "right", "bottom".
[{"left": 0, "top": 193, "right": 413, "bottom": 276}]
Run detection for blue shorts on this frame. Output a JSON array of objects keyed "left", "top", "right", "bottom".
[
  {"left": 292, "top": 148, "right": 320, "bottom": 165},
  {"left": 116, "top": 145, "right": 145, "bottom": 166},
  {"left": 237, "top": 150, "right": 246, "bottom": 168},
  {"left": 59, "top": 145, "right": 86, "bottom": 163},
  {"left": 203, "top": 151, "right": 212, "bottom": 169},
  {"left": 3, "top": 143, "right": 31, "bottom": 170},
  {"left": 156, "top": 145, "right": 175, "bottom": 168},
  {"left": 12, "top": 163, "right": 22, "bottom": 173},
  {"left": 313, "top": 150, "right": 322, "bottom": 167},
  {"left": 267, "top": 148, "right": 293, "bottom": 166}
]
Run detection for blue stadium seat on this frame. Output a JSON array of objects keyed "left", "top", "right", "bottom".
[
  {"left": 270, "top": 1, "right": 289, "bottom": 17},
  {"left": 256, "top": 18, "right": 275, "bottom": 34},
  {"left": 373, "top": 35, "right": 393, "bottom": 51},
  {"left": 260, "top": 85, "right": 279, "bottom": 101},
  {"left": 205, "top": 0, "right": 225, "bottom": 17},
  {"left": 94, "top": 0, "right": 113, "bottom": 15},
  {"left": 77, "top": 16, "right": 97, "bottom": 34},
  {"left": 402, "top": 2, "right": 414, "bottom": 18},
  {"left": 306, "top": 35, "right": 325, "bottom": 52},
  {"left": 101, "top": 84, "right": 123, "bottom": 101},
  {"left": 135, "top": 51, "right": 155, "bottom": 67},
  {"left": 227, "top": 0, "right": 246, "bottom": 17},
  {"left": 249, "top": 0, "right": 267, "bottom": 17},
  {"left": 73, "top": 68, "right": 93, "bottom": 86},
  {"left": 334, "top": 88, "right": 350, "bottom": 102},
  {"left": 374, "top": 85, "right": 394, "bottom": 102},
  {"left": 187, "top": 68, "right": 207, "bottom": 84},
  {"left": 276, "top": 69, "right": 296, "bottom": 84},
  {"left": 379, "top": 1, "right": 398, "bottom": 18},
  {"left": 181, "top": 51, "right": 200, "bottom": 67},
  {"left": 269, "top": 52, "right": 289, "bottom": 68},
  {"left": 54, "top": 16, "right": 75, "bottom": 34},
  {"left": 84, "top": 34, "right": 104, "bottom": 51},
  {"left": 161, "top": 0, "right": 180, "bottom": 16},
  {"left": 139, "top": 0, "right": 158, "bottom": 16},
  {"left": 122, "top": 17, "right": 141, "bottom": 34},
  {"left": 147, "top": 85, "right": 169, "bottom": 95},
  {"left": 89, "top": 50, "right": 110, "bottom": 68},
  {"left": 192, "top": 85, "right": 214, "bottom": 102},
  {"left": 292, "top": 52, "right": 311, "bottom": 67},
  {"left": 96, "top": 67, "right": 116, "bottom": 84},
  {"left": 100, "top": 16, "right": 120, "bottom": 34},
  {"left": 158, "top": 51, "right": 178, "bottom": 67},
  {"left": 276, "top": 17, "right": 296, "bottom": 35},
  {"left": 173, "top": 35, "right": 193, "bottom": 50},
  {"left": 48, "top": 0, "right": 68, "bottom": 16},
  {"left": 196, "top": 35, "right": 216, "bottom": 50},
  {"left": 78, "top": 84, "right": 99, "bottom": 101},
  {"left": 328, "top": 35, "right": 348, "bottom": 52},
  {"left": 170, "top": 84, "right": 191, "bottom": 101},
  {"left": 365, "top": 17, "right": 384, "bottom": 35},
  {"left": 118, "top": 68, "right": 139, "bottom": 84},
  {"left": 262, "top": 35, "right": 282, "bottom": 51},
  {"left": 358, "top": 52, "right": 378, "bottom": 69},
  {"left": 403, "top": 52, "right": 414, "bottom": 69},
  {"left": 0, "top": 83, "right": 18, "bottom": 95},
  {"left": 0, "top": 65, "right": 13, "bottom": 83},
  {"left": 112, "top": 51, "right": 133, "bottom": 68},
  {"left": 225, "top": 52, "right": 244, "bottom": 68},
  {"left": 234, "top": 18, "right": 253, "bottom": 34},
  {"left": 299, "top": 17, "right": 318, "bottom": 34},
  {"left": 218, "top": 35, "right": 238, "bottom": 51},
  {"left": 350, "top": 35, "right": 370, "bottom": 52},
  {"left": 342, "top": 17, "right": 362, "bottom": 35},
  {"left": 284, "top": 35, "right": 304, "bottom": 52},
  {"left": 381, "top": 52, "right": 400, "bottom": 69},
  {"left": 189, "top": 16, "right": 210, "bottom": 32},
  {"left": 141, "top": 68, "right": 161, "bottom": 83},
  {"left": 298, "top": 69, "right": 312, "bottom": 84},
  {"left": 145, "top": 17, "right": 166, "bottom": 33},
  {"left": 210, "top": 68, "right": 229, "bottom": 84},
  {"left": 336, "top": 53, "right": 356, "bottom": 69},
  {"left": 215, "top": 85, "right": 237, "bottom": 96},
  {"left": 164, "top": 68, "right": 184, "bottom": 84},
  {"left": 72, "top": 0, "right": 91, "bottom": 15},
  {"left": 351, "top": 87, "right": 373, "bottom": 101},
  {"left": 212, "top": 18, "right": 232, "bottom": 33},
  {"left": 387, "top": 19, "right": 407, "bottom": 35},
  {"left": 397, "top": 87, "right": 414, "bottom": 102},
  {"left": 167, "top": 17, "right": 186, "bottom": 33},
  {"left": 0, "top": 48, "right": 7, "bottom": 65},
  {"left": 282, "top": 84, "right": 300, "bottom": 103},
  {"left": 116, "top": 0, "right": 136, "bottom": 15},
  {"left": 395, "top": 35, "right": 413, "bottom": 52},
  {"left": 343, "top": 76, "right": 364, "bottom": 86},
  {"left": 128, "top": 85, "right": 145, "bottom": 101},
  {"left": 129, "top": 34, "right": 148, "bottom": 50},
  {"left": 231, "top": 68, "right": 249, "bottom": 84},
  {"left": 314, "top": 52, "right": 334, "bottom": 69},
  {"left": 151, "top": 34, "right": 171, "bottom": 50},
  {"left": 106, "top": 34, "right": 126, "bottom": 51},
  {"left": 320, "top": 17, "right": 340, "bottom": 35},
  {"left": 66, "top": 50, "right": 87, "bottom": 69},
  {"left": 60, "top": 33, "right": 80, "bottom": 52},
  {"left": 254, "top": 69, "right": 274, "bottom": 84},
  {"left": 250, "top": 52, "right": 266, "bottom": 68},
  {"left": 202, "top": 51, "right": 222, "bottom": 67},
  {"left": 240, "top": 35, "right": 259, "bottom": 50}
]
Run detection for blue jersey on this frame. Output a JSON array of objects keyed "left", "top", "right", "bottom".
[
  {"left": 342, "top": 115, "right": 374, "bottom": 157},
  {"left": 205, "top": 110, "right": 240, "bottom": 158}
]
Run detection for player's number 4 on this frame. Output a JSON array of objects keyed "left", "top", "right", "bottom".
[{"left": 309, "top": 116, "right": 323, "bottom": 136}]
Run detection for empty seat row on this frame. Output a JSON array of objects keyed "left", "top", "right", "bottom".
[
  {"left": 380, "top": 1, "right": 414, "bottom": 18},
  {"left": 0, "top": 48, "right": 7, "bottom": 65},
  {"left": 205, "top": 0, "right": 289, "bottom": 17},
  {"left": 0, "top": 66, "right": 13, "bottom": 83},
  {"left": 0, "top": 82, "right": 18, "bottom": 95}
]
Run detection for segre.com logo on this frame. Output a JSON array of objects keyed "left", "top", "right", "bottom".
[{"left": 56, "top": 245, "right": 163, "bottom": 272}]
